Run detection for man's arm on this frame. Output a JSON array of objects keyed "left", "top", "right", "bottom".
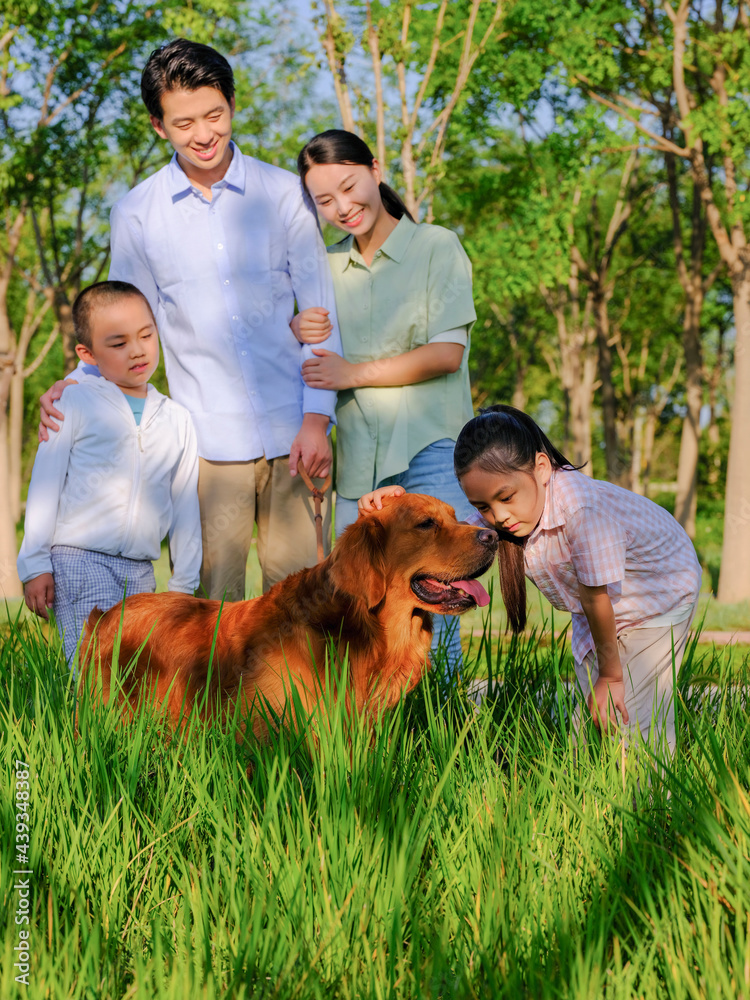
[
  {"left": 282, "top": 179, "right": 342, "bottom": 424},
  {"left": 109, "top": 203, "right": 160, "bottom": 312}
]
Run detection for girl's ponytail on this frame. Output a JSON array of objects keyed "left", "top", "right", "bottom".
[
  {"left": 378, "top": 182, "right": 415, "bottom": 222},
  {"left": 497, "top": 535, "right": 527, "bottom": 633}
]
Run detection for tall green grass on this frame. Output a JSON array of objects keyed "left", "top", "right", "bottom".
[{"left": 1, "top": 607, "right": 749, "bottom": 999}]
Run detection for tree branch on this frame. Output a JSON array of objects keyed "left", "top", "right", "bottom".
[
  {"left": 581, "top": 86, "right": 687, "bottom": 156},
  {"left": 365, "top": 1, "right": 386, "bottom": 171},
  {"left": 321, "top": 0, "right": 356, "bottom": 133}
]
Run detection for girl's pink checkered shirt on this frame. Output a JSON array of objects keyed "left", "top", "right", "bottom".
[{"left": 466, "top": 469, "right": 702, "bottom": 664}]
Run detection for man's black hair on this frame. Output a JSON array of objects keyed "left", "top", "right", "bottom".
[{"left": 141, "top": 38, "right": 235, "bottom": 120}]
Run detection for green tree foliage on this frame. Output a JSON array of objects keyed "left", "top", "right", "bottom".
[
  {"left": 0, "top": 0, "right": 250, "bottom": 597},
  {"left": 2, "top": 0, "right": 746, "bottom": 604}
]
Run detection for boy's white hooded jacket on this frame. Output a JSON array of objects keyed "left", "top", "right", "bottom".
[{"left": 18, "top": 378, "right": 201, "bottom": 592}]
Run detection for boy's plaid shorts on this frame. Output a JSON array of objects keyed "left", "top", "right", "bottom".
[{"left": 50, "top": 545, "right": 155, "bottom": 664}]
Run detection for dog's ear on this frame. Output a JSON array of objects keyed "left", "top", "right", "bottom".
[{"left": 329, "top": 515, "right": 388, "bottom": 610}]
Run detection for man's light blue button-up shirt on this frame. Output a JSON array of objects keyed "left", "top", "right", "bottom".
[{"left": 108, "top": 143, "right": 341, "bottom": 461}]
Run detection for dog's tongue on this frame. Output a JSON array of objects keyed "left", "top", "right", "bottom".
[{"left": 452, "top": 578, "right": 490, "bottom": 607}]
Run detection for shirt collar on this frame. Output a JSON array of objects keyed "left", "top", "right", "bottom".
[
  {"left": 166, "top": 141, "right": 246, "bottom": 199},
  {"left": 378, "top": 214, "right": 417, "bottom": 261},
  {"left": 344, "top": 213, "right": 417, "bottom": 269},
  {"left": 528, "top": 469, "right": 565, "bottom": 540}
]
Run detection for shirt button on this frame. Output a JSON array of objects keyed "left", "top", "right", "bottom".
[
  {"left": 224, "top": 280, "right": 230, "bottom": 285},
  {"left": 217, "top": 243, "right": 224, "bottom": 249},
  {"left": 241, "top": 350, "right": 247, "bottom": 356},
  {"left": 375, "top": 251, "right": 381, "bottom": 258},
  {"left": 232, "top": 315, "right": 239, "bottom": 321},
  {"left": 361, "top": 336, "right": 367, "bottom": 342}
]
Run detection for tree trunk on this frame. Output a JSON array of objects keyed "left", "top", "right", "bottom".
[
  {"left": 594, "top": 288, "right": 622, "bottom": 483},
  {"left": 672, "top": 277, "right": 703, "bottom": 538},
  {"left": 642, "top": 410, "right": 659, "bottom": 497},
  {"left": 706, "top": 324, "right": 724, "bottom": 491},
  {"left": 630, "top": 406, "right": 645, "bottom": 495},
  {"left": 0, "top": 366, "right": 23, "bottom": 599},
  {"left": 551, "top": 302, "right": 595, "bottom": 472},
  {"left": 542, "top": 280, "right": 596, "bottom": 474},
  {"left": 569, "top": 376, "right": 593, "bottom": 471},
  {"left": 56, "top": 292, "right": 77, "bottom": 375},
  {"left": 9, "top": 362, "right": 23, "bottom": 524},
  {"left": 717, "top": 274, "right": 750, "bottom": 602}
]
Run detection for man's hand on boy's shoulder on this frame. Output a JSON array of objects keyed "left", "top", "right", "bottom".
[
  {"left": 24, "top": 573, "right": 55, "bottom": 620},
  {"left": 38, "top": 378, "right": 78, "bottom": 442}
]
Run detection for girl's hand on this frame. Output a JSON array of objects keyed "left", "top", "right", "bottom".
[
  {"left": 291, "top": 307, "right": 332, "bottom": 345},
  {"left": 358, "top": 485, "right": 405, "bottom": 514},
  {"left": 302, "top": 349, "right": 359, "bottom": 390},
  {"left": 24, "top": 573, "right": 55, "bottom": 620},
  {"left": 588, "top": 676, "right": 630, "bottom": 733}
]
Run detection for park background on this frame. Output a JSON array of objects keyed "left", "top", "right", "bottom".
[
  {"left": 2, "top": 0, "right": 750, "bottom": 623},
  {"left": 2, "top": 3, "right": 750, "bottom": 999}
]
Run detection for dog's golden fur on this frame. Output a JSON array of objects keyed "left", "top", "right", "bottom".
[{"left": 80, "top": 493, "right": 497, "bottom": 732}]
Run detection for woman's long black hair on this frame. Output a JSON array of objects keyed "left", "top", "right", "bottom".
[
  {"left": 297, "top": 129, "right": 415, "bottom": 223},
  {"left": 454, "top": 404, "right": 581, "bottom": 633}
]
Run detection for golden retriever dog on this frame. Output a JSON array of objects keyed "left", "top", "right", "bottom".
[{"left": 81, "top": 493, "right": 497, "bottom": 734}]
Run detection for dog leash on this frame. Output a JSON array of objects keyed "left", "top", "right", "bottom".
[{"left": 296, "top": 460, "right": 332, "bottom": 563}]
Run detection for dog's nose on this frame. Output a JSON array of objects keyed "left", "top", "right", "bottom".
[{"left": 477, "top": 529, "right": 498, "bottom": 549}]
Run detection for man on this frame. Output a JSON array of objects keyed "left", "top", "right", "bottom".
[{"left": 40, "top": 39, "right": 341, "bottom": 600}]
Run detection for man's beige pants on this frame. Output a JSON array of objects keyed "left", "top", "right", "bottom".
[
  {"left": 574, "top": 608, "right": 696, "bottom": 754},
  {"left": 197, "top": 456, "right": 332, "bottom": 601}
]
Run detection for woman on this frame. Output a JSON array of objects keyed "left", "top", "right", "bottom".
[{"left": 293, "top": 130, "right": 477, "bottom": 673}]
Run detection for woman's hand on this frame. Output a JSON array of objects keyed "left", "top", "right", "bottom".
[
  {"left": 358, "top": 485, "right": 405, "bottom": 514},
  {"left": 588, "top": 676, "right": 630, "bottom": 733},
  {"left": 302, "top": 349, "right": 360, "bottom": 390},
  {"left": 24, "top": 573, "right": 55, "bottom": 620},
  {"left": 290, "top": 307, "right": 332, "bottom": 345},
  {"left": 39, "top": 378, "right": 78, "bottom": 442}
]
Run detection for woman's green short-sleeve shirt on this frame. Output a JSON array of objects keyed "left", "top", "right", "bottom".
[{"left": 327, "top": 215, "right": 476, "bottom": 499}]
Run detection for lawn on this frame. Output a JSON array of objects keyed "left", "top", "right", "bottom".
[{"left": 1, "top": 608, "right": 749, "bottom": 999}]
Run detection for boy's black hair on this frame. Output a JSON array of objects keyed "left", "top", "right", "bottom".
[
  {"left": 73, "top": 281, "right": 155, "bottom": 351},
  {"left": 297, "top": 129, "right": 415, "bottom": 223},
  {"left": 141, "top": 38, "right": 235, "bottom": 120},
  {"left": 454, "top": 405, "right": 582, "bottom": 634}
]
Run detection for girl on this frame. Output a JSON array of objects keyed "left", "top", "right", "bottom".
[
  {"left": 293, "top": 129, "right": 477, "bottom": 671},
  {"left": 363, "top": 405, "right": 702, "bottom": 750}
]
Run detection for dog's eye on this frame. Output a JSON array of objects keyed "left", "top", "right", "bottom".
[{"left": 415, "top": 518, "right": 437, "bottom": 530}]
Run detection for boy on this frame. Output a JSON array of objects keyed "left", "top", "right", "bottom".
[
  {"left": 40, "top": 39, "right": 342, "bottom": 601},
  {"left": 19, "top": 281, "right": 201, "bottom": 662}
]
